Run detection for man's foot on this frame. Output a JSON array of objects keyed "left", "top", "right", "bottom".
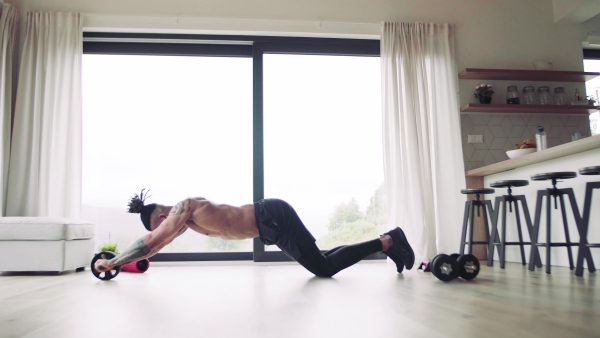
[
  {"left": 383, "top": 227, "right": 415, "bottom": 270},
  {"left": 383, "top": 250, "right": 405, "bottom": 273}
]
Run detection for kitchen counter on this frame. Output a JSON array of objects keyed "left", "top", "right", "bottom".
[
  {"left": 465, "top": 135, "right": 600, "bottom": 268},
  {"left": 466, "top": 135, "right": 600, "bottom": 177}
]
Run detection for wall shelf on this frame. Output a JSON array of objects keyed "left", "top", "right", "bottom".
[
  {"left": 458, "top": 68, "right": 600, "bottom": 82},
  {"left": 460, "top": 103, "right": 598, "bottom": 114}
]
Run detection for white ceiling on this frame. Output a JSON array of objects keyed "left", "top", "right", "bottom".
[{"left": 552, "top": 0, "right": 600, "bottom": 24}]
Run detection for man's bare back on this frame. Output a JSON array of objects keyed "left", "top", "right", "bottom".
[
  {"left": 183, "top": 198, "right": 258, "bottom": 240},
  {"left": 94, "top": 197, "right": 258, "bottom": 273}
]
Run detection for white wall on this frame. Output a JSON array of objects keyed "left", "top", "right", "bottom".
[
  {"left": 17, "top": 0, "right": 593, "bottom": 115},
  {"left": 18, "top": 0, "right": 589, "bottom": 71},
  {"left": 553, "top": 0, "right": 600, "bottom": 23},
  {"left": 581, "top": 11, "right": 600, "bottom": 45}
]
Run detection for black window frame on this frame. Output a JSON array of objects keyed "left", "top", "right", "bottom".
[
  {"left": 83, "top": 32, "right": 384, "bottom": 262},
  {"left": 583, "top": 49, "right": 600, "bottom": 60}
]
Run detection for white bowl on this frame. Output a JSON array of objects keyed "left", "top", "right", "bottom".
[{"left": 506, "top": 148, "right": 536, "bottom": 159}]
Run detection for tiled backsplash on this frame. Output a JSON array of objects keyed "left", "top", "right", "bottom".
[{"left": 461, "top": 113, "right": 592, "bottom": 171}]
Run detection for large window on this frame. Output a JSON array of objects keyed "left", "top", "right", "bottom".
[
  {"left": 82, "top": 54, "right": 254, "bottom": 255},
  {"left": 584, "top": 57, "right": 600, "bottom": 102},
  {"left": 82, "top": 34, "right": 381, "bottom": 261}
]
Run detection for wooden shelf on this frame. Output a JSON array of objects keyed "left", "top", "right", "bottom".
[
  {"left": 460, "top": 103, "right": 598, "bottom": 115},
  {"left": 458, "top": 68, "right": 600, "bottom": 82}
]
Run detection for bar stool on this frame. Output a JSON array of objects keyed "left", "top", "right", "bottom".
[
  {"left": 528, "top": 172, "right": 581, "bottom": 274},
  {"left": 459, "top": 188, "right": 494, "bottom": 256},
  {"left": 487, "top": 180, "right": 541, "bottom": 269},
  {"left": 575, "top": 166, "right": 600, "bottom": 276}
]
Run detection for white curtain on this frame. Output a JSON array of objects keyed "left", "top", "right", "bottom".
[
  {"left": 381, "top": 22, "right": 466, "bottom": 262},
  {"left": 5, "top": 12, "right": 83, "bottom": 218},
  {"left": 0, "top": 4, "right": 18, "bottom": 216}
]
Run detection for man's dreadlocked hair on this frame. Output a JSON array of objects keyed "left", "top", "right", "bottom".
[{"left": 127, "top": 189, "right": 156, "bottom": 231}]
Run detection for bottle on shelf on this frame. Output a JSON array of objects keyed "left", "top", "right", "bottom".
[{"left": 536, "top": 126, "right": 547, "bottom": 151}]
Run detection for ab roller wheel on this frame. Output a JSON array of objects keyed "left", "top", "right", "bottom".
[
  {"left": 90, "top": 251, "right": 121, "bottom": 281},
  {"left": 429, "top": 253, "right": 480, "bottom": 282}
]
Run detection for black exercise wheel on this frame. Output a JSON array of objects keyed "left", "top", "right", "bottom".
[{"left": 90, "top": 251, "right": 121, "bottom": 281}]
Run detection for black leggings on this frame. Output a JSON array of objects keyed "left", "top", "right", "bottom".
[
  {"left": 296, "top": 239, "right": 383, "bottom": 278},
  {"left": 255, "top": 199, "right": 383, "bottom": 278}
]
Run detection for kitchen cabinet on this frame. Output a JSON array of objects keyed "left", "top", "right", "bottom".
[{"left": 458, "top": 68, "right": 600, "bottom": 115}]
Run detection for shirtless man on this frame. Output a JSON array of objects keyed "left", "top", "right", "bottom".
[{"left": 94, "top": 190, "right": 415, "bottom": 277}]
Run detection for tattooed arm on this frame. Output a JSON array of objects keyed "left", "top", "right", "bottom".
[{"left": 95, "top": 199, "right": 193, "bottom": 271}]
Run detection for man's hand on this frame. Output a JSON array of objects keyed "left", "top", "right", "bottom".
[
  {"left": 93, "top": 198, "right": 191, "bottom": 274},
  {"left": 94, "top": 258, "right": 115, "bottom": 272}
]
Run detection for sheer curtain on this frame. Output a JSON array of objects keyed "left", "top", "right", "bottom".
[
  {"left": 6, "top": 12, "right": 83, "bottom": 218},
  {"left": 0, "top": 3, "right": 18, "bottom": 216},
  {"left": 381, "top": 22, "right": 465, "bottom": 262}
]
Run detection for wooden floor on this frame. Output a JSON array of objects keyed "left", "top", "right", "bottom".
[{"left": 1, "top": 260, "right": 598, "bottom": 338}]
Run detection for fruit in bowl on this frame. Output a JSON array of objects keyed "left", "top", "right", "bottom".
[
  {"left": 506, "top": 139, "right": 537, "bottom": 159},
  {"left": 514, "top": 139, "right": 536, "bottom": 149}
]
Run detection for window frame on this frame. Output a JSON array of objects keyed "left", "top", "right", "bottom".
[
  {"left": 82, "top": 32, "right": 382, "bottom": 262},
  {"left": 583, "top": 49, "right": 600, "bottom": 60}
]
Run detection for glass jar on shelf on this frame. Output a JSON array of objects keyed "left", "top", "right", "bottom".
[
  {"left": 553, "top": 87, "right": 567, "bottom": 105},
  {"left": 506, "top": 85, "right": 520, "bottom": 104},
  {"left": 522, "top": 86, "right": 537, "bottom": 104},
  {"left": 537, "top": 86, "right": 551, "bottom": 105}
]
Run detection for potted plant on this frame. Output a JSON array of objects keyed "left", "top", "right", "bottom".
[
  {"left": 474, "top": 83, "right": 494, "bottom": 104},
  {"left": 98, "top": 241, "right": 119, "bottom": 254},
  {"left": 587, "top": 96, "right": 596, "bottom": 106}
]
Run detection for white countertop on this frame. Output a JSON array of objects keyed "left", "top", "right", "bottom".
[{"left": 466, "top": 135, "right": 600, "bottom": 177}]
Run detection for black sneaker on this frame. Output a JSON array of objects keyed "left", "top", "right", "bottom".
[
  {"left": 384, "top": 227, "right": 415, "bottom": 270},
  {"left": 383, "top": 250, "right": 405, "bottom": 273}
]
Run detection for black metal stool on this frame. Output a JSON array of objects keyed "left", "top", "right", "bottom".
[
  {"left": 487, "top": 180, "right": 541, "bottom": 269},
  {"left": 460, "top": 188, "right": 495, "bottom": 256},
  {"left": 575, "top": 166, "right": 600, "bottom": 276},
  {"left": 528, "top": 172, "right": 581, "bottom": 274}
]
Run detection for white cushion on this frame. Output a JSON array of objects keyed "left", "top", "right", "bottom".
[{"left": 0, "top": 217, "right": 95, "bottom": 241}]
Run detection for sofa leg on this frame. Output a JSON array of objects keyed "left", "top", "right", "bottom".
[{"left": 75, "top": 267, "right": 85, "bottom": 272}]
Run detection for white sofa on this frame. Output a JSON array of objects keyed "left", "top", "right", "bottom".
[{"left": 0, "top": 217, "right": 95, "bottom": 274}]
